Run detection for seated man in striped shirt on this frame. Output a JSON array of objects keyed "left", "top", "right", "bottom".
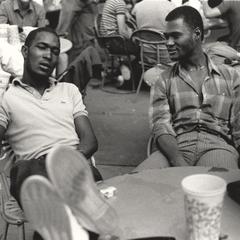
[
  {"left": 100, "top": 0, "right": 140, "bottom": 90},
  {"left": 135, "top": 6, "right": 240, "bottom": 171}
]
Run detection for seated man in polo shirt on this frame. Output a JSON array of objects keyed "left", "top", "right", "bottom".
[{"left": 0, "top": 27, "right": 105, "bottom": 240}]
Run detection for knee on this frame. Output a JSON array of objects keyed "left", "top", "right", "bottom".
[{"left": 133, "top": 151, "right": 170, "bottom": 172}]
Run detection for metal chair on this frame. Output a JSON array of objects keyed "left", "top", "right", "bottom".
[
  {"left": 0, "top": 158, "right": 26, "bottom": 240},
  {"left": 131, "top": 28, "right": 172, "bottom": 95},
  {"left": 94, "top": 14, "right": 136, "bottom": 92}
]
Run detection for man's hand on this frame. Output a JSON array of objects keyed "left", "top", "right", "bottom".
[
  {"left": 172, "top": 155, "right": 188, "bottom": 167},
  {"left": 156, "top": 134, "right": 188, "bottom": 167}
]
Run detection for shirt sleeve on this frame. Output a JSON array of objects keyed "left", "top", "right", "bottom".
[
  {"left": 0, "top": 95, "right": 10, "bottom": 130},
  {"left": 0, "top": 3, "right": 8, "bottom": 24},
  {"left": 70, "top": 84, "right": 88, "bottom": 119},
  {"left": 230, "top": 67, "right": 240, "bottom": 149},
  {"left": 115, "top": 0, "right": 126, "bottom": 15},
  {"left": 149, "top": 73, "right": 176, "bottom": 143}
]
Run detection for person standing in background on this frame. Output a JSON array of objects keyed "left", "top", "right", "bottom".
[
  {"left": 200, "top": 0, "right": 240, "bottom": 51},
  {"left": 56, "top": 0, "right": 99, "bottom": 63}
]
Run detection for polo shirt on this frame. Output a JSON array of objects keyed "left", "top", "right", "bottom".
[
  {"left": 0, "top": 0, "right": 46, "bottom": 27},
  {"left": 0, "top": 78, "right": 88, "bottom": 161}
]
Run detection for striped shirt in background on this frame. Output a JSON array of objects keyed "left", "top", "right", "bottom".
[
  {"left": 100, "top": 0, "right": 126, "bottom": 36},
  {"left": 150, "top": 54, "right": 240, "bottom": 149}
]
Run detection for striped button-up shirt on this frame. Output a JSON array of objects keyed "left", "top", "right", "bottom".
[{"left": 150, "top": 54, "right": 240, "bottom": 149}]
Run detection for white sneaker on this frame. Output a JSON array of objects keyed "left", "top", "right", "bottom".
[
  {"left": 21, "top": 175, "right": 89, "bottom": 240},
  {"left": 46, "top": 145, "right": 119, "bottom": 237},
  {"left": 120, "top": 64, "right": 131, "bottom": 81}
]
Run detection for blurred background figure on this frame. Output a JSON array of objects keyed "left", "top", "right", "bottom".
[
  {"left": 99, "top": 0, "right": 140, "bottom": 90},
  {"left": 132, "top": 0, "right": 176, "bottom": 31},
  {"left": 100, "top": 0, "right": 132, "bottom": 38},
  {"left": 43, "top": 0, "right": 62, "bottom": 29},
  {"left": 200, "top": 0, "right": 240, "bottom": 51},
  {"left": 131, "top": 0, "right": 175, "bottom": 66},
  {"left": 56, "top": 0, "right": 99, "bottom": 63},
  {"left": 0, "top": 0, "right": 46, "bottom": 28}
]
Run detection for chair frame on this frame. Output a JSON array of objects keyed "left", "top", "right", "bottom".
[
  {"left": 94, "top": 14, "right": 136, "bottom": 92},
  {"left": 0, "top": 152, "right": 95, "bottom": 240},
  {"left": 131, "top": 28, "right": 172, "bottom": 95},
  {"left": 0, "top": 170, "right": 26, "bottom": 240}
]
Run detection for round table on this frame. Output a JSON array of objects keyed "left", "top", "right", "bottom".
[{"left": 99, "top": 167, "right": 240, "bottom": 240}]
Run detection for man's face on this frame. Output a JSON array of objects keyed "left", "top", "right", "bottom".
[
  {"left": 165, "top": 18, "right": 196, "bottom": 62},
  {"left": 23, "top": 32, "right": 60, "bottom": 77}
]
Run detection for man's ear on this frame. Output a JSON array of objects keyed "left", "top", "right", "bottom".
[
  {"left": 194, "top": 27, "right": 202, "bottom": 40},
  {"left": 21, "top": 45, "right": 28, "bottom": 59}
]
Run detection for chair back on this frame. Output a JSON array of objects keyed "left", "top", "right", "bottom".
[{"left": 131, "top": 28, "right": 171, "bottom": 68}]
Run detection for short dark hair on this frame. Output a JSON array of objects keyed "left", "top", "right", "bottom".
[
  {"left": 24, "top": 27, "right": 60, "bottom": 47},
  {"left": 165, "top": 6, "right": 204, "bottom": 41}
]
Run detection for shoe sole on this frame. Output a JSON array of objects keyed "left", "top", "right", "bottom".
[
  {"left": 46, "top": 145, "right": 118, "bottom": 235},
  {"left": 120, "top": 65, "right": 131, "bottom": 81},
  {"left": 21, "top": 175, "right": 85, "bottom": 240}
]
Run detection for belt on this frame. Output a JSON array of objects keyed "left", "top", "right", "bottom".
[
  {"left": 194, "top": 124, "right": 221, "bottom": 136},
  {"left": 194, "top": 124, "right": 232, "bottom": 145}
]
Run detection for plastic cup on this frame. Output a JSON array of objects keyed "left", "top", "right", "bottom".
[{"left": 181, "top": 174, "right": 226, "bottom": 240}]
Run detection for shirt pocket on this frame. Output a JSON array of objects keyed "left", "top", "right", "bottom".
[
  {"left": 169, "top": 91, "right": 199, "bottom": 114},
  {"left": 205, "top": 93, "right": 232, "bottom": 119}
]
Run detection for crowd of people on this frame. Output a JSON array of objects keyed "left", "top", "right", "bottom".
[{"left": 0, "top": 0, "right": 240, "bottom": 240}]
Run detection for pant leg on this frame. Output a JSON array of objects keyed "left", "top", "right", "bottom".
[
  {"left": 134, "top": 150, "right": 170, "bottom": 172},
  {"left": 196, "top": 131, "right": 239, "bottom": 169},
  {"left": 10, "top": 158, "right": 48, "bottom": 240},
  {"left": 10, "top": 157, "right": 48, "bottom": 208},
  {"left": 90, "top": 164, "right": 103, "bottom": 182}
]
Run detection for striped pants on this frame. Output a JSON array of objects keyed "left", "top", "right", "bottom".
[{"left": 135, "top": 131, "right": 239, "bottom": 171}]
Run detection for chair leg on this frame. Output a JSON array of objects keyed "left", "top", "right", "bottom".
[
  {"left": 2, "top": 221, "right": 9, "bottom": 240},
  {"left": 127, "top": 55, "right": 135, "bottom": 91},
  {"left": 136, "top": 72, "right": 144, "bottom": 95},
  {"left": 18, "top": 224, "right": 25, "bottom": 240}
]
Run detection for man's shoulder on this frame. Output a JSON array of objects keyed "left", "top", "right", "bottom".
[
  {"left": 215, "top": 61, "right": 239, "bottom": 77},
  {"left": 56, "top": 82, "right": 79, "bottom": 92},
  {"left": 160, "top": 64, "right": 178, "bottom": 80},
  {"left": 1, "top": 0, "right": 12, "bottom": 8}
]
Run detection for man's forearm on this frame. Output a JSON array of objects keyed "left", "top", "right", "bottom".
[
  {"left": 77, "top": 139, "right": 98, "bottom": 160},
  {"left": 156, "top": 134, "right": 187, "bottom": 166}
]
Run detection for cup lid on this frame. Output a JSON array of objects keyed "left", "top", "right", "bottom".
[{"left": 181, "top": 174, "right": 226, "bottom": 196}]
